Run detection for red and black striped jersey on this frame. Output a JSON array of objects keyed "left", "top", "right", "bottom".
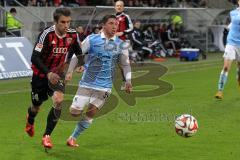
[
  {"left": 116, "top": 12, "right": 133, "bottom": 41},
  {"left": 31, "top": 25, "right": 82, "bottom": 78}
]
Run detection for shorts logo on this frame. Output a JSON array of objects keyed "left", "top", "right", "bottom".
[
  {"left": 32, "top": 92, "right": 39, "bottom": 101},
  {"left": 34, "top": 43, "right": 43, "bottom": 52},
  {"left": 103, "top": 92, "right": 109, "bottom": 99},
  {"left": 74, "top": 97, "right": 78, "bottom": 102}
]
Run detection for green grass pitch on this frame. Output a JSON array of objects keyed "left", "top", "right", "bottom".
[{"left": 0, "top": 53, "right": 240, "bottom": 160}]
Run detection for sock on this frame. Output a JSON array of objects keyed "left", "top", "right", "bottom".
[
  {"left": 218, "top": 70, "right": 228, "bottom": 91},
  {"left": 27, "top": 106, "right": 38, "bottom": 125},
  {"left": 43, "top": 107, "right": 61, "bottom": 136},
  {"left": 71, "top": 118, "right": 92, "bottom": 139}
]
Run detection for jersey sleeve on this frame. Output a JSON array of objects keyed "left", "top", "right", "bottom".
[
  {"left": 123, "top": 14, "right": 134, "bottom": 35},
  {"left": 67, "top": 33, "right": 83, "bottom": 62},
  {"left": 31, "top": 30, "right": 50, "bottom": 74}
]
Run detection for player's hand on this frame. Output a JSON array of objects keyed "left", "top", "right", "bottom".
[
  {"left": 125, "top": 82, "right": 133, "bottom": 94},
  {"left": 75, "top": 66, "right": 84, "bottom": 73},
  {"left": 65, "top": 72, "right": 73, "bottom": 82},
  {"left": 47, "top": 72, "right": 60, "bottom": 85},
  {"left": 115, "top": 32, "right": 124, "bottom": 37}
]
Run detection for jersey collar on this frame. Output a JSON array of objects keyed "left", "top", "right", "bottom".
[
  {"left": 53, "top": 25, "right": 67, "bottom": 39},
  {"left": 100, "top": 31, "right": 116, "bottom": 41}
]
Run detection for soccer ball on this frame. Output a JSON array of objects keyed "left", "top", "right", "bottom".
[{"left": 175, "top": 114, "right": 198, "bottom": 138}]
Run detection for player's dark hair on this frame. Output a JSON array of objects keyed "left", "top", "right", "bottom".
[
  {"left": 10, "top": 8, "right": 16, "bottom": 13},
  {"left": 100, "top": 15, "right": 116, "bottom": 25},
  {"left": 53, "top": 8, "right": 71, "bottom": 22}
]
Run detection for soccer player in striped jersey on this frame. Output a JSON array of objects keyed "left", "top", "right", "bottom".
[
  {"left": 65, "top": 15, "right": 132, "bottom": 147},
  {"left": 24, "top": 8, "right": 83, "bottom": 149},
  {"left": 114, "top": 0, "right": 133, "bottom": 40},
  {"left": 215, "top": 0, "right": 240, "bottom": 99},
  {"left": 114, "top": 0, "right": 133, "bottom": 90}
]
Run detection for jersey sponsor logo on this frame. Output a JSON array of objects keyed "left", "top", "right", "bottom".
[
  {"left": 53, "top": 47, "right": 68, "bottom": 54},
  {"left": 34, "top": 43, "right": 43, "bottom": 52},
  {"left": 51, "top": 40, "right": 56, "bottom": 45},
  {"left": 117, "top": 17, "right": 123, "bottom": 22}
]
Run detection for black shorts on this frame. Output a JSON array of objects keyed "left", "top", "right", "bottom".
[
  {"left": 31, "top": 75, "right": 53, "bottom": 106},
  {"left": 31, "top": 74, "right": 66, "bottom": 106}
]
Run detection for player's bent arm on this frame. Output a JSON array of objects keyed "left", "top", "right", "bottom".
[
  {"left": 31, "top": 51, "right": 49, "bottom": 74},
  {"left": 81, "top": 36, "right": 90, "bottom": 54},
  {"left": 123, "top": 14, "right": 134, "bottom": 35},
  {"left": 67, "top": 55, "right": 79, "bottom": 73},
  {"left": 227, "top": 23, "right": 232, "bottom": 30},
  {"left": 67, "top": 36, "right": 90, "bottom": 73}
]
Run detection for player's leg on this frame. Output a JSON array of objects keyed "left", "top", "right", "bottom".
[
  {"left": 25, "top": 76, "right": 48, "bottom": 137},
  {"left": 67, "top": 87, "right": 91, "bottom": 147},
  {"left": 25, "top": 105, "right": 40, "bottom": 137},
  {"left": 236, "top": 47, "right": 240, "bottom": 86},
  {"left": 218, "top": 59, "right": 232, "bottom": 90},
  {"left": 237, "top": 61, "right": 240, "bottom": 86},
  {"left": 67, "top": 104, "right": 96, "bottom": 147},
  {"left": 142, "top": 46, "right": 153, "bottom": 58},
  {"left": 119, "top": 65, "right": 126, "bottom": 90},
  {"left": 215, "top": 45, "right": 235, "bottom": 99},
  {"left": 67, "top": 89, "right": 110, "bottom": 147},
  {"left": 42, "top": 90, "right": 64, "bottom": 148}
]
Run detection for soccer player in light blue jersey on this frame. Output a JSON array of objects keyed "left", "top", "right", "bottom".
[
  {"left": 65, "top": 15, "right": 132, "bottom": 147},
  {"left": 215, "top": 0, "right": 240, "bottom": 99}
]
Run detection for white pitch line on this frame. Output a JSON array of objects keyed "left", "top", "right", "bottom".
[
  {"left": 0, "top": 89, "right": 30, "bottom": 95},
  {"left": 168, "top": 65, "right": 219, "bottom": 74}
]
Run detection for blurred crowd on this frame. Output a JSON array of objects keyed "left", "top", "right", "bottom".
[
  {"left": 76, "top": 21, "right": 190, "bottom": 60},
  {"left": 1, "top": 0, "right": 207, "bottom": 8}
]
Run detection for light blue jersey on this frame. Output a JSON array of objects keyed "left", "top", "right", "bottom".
[
  {"left": 80, "top": 32, "right": 128, "bottom": 91},
  {"left": 227, "top": 8, "right": 240, "bottom": 46}
]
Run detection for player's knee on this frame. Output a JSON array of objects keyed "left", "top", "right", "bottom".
[
  {"left": 223, "top": 66, "right": 229, "bottom": 72},
  {"left": 52, "top": 91, "right": 64, "bottom": 104},
  {"left": 86, "top": 105, "right": 98, "bottom": 118},
  {"left": 53, "top": 103, "right": 62, "bottom": 110},
  {"left": 69, "top": 106, "right": 82, "bottom": 117},
  {"left": 32, "top": 99, "right": 43, "bottom": 107},
  {"left": 31, "top": 105, "right": 40, "bottom": 113}
]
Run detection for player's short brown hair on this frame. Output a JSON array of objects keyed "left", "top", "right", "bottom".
[{"left": 53, "top": 8, "right": 71, "bottom": 22}]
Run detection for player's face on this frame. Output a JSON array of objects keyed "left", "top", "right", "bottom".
[
  {"left": 55, "top": 15, "right": 71, "bottom": 36},
  {"left": 103, "top": 18, "right": 118, "bottom": 38},
  {"left": 134, "top": 22, "right": 141, "bottom": 29},
  {"left": 115, "top": 1, "right": 124, "bottom": 13}
]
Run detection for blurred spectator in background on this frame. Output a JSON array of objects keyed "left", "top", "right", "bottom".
[
  {"left": 75, "top": 0, "right": 87, "bottom": 6},
  {"left": 114, "top": 0, "right": 133, "bottom": 90},
  {"left": 6, "top": 8, "right": 23, "bottom": 37},
  {"left": 76, "top": 25, "right": 86, "bottom": 41},
  {"left": 134, "top": 0, "right": 143, "bottom": 6},
  {"left": 115, "top": 0, "right": 133, "bottom": 40},
  {"left": 3, "top": 0, "right": 206, "bottom": 7},
  {"left": 163, "top": 23, "right": 181, "bottom": 56},
  {"left": 53, "top": 0, "right": 62, "bottom": 7},
  {"left": 105, "top": 0, "right": 113, "bottom": 5},
  {"left": 91, "top": 26, "right": 100, "bottom": 34},
  {"left": 131, "top": 20, "right": 153, "bottom": 59}
]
